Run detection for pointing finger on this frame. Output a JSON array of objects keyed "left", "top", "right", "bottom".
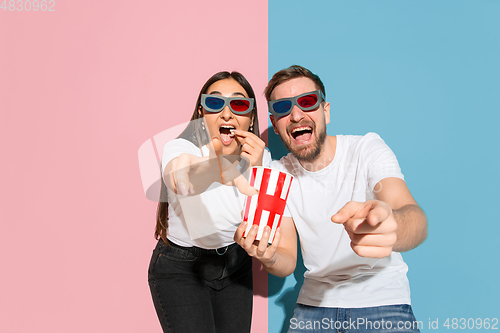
[
  {"left": 366, "top": 204, "right": 391, "bottom": 227},
  {"left": 211, "top": 137, "right": 225, "bottom": 183},
  {"left": 331, "top": 210, "right": 348, "bottom": 224},
  {"left": 232, "top": 173, "right": 258, "bottom": 196},
  {"left": 172, "top": 153, "right": 193, "bottom": 195}
]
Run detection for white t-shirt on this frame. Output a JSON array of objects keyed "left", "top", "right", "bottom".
[
  {"left": 161, "top": 138, "right": 272, "bottom": 249},
  {"left": 270, "top": 133, "right": 412, "bottom": 308}
]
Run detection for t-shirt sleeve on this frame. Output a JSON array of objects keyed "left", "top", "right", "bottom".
[
  {"left": 161, "top": 139, "right": 200, "bottom": 174},
  {"left": 269, "top": 159, "right": 286, "bottom": 172},
  {"left": 362, "top": 133, "right": 405, "bottom": 192},
  {"left": 262, "top": 147, "right": 272, "bottom": 167},
  {"left": 282, "top": 204, "right": 292, "bottom": 218},
  {"left": 269, "top": 159, "right": 293, "bottom": 218}
]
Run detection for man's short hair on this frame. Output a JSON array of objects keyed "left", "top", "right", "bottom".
[{"left": 264, "top": 65, "right": 326, "bottom": 101}]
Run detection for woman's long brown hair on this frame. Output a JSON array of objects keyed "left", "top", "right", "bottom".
[{"left": 154, "top": 71, "right": 261, "bottom": 245}]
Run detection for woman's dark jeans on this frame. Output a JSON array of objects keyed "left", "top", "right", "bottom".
[{"left": 148, "top": 239, "right": 253, "bottom": 333}]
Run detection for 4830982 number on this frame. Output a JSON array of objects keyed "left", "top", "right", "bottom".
[{"left": 1, "top": 0, "right": 55, "bottom": 11}]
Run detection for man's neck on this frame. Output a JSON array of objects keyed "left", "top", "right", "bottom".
[{"left": 299, "top": 135, "right": 337, "bottom": 172}]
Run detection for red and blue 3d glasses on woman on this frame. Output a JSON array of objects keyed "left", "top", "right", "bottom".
[
  {"left": 268, "top": 90, "right": 325, "bottom": 118},
  {"left": 201, "top": 94, "right": 255, "bottom": 115}
]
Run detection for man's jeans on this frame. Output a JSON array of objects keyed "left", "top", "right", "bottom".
[{"left": 288, "top": 303, "right": 421, "bottom": 333}]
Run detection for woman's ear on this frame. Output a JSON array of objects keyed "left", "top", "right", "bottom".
[{"left": 198, "top": 105, "right": 203, "bottom": 117}]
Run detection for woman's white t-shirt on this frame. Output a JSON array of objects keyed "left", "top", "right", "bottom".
[{"left": 161, "top": 138, "right": 272, "bottom": 249}]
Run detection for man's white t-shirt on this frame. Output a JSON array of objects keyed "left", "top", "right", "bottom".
[
  {"left": 270, "top": 133, "right": 412, "bottom": 308},
  {"left": 161, "top": 138, "right": 272, "bottom": 249}
]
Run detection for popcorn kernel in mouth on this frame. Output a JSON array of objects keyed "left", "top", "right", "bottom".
[{"left": 219, "top": 128, "right": 235, "bottom": 145}]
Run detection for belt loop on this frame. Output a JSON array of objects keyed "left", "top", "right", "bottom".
[{"left": 216, "top": 246, "right": 228, "bottom": 255}]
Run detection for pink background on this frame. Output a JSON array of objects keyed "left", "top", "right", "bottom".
[{"left": 0, "top": 1, "right": 268, "bottom": 332}]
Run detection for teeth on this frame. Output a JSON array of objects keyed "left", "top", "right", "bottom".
[
  {"left": 220, "top": 125, "right": 235, "bottom": 139},
  {"left": 292, "top": 126, "right": 311, "bottom": 133}
]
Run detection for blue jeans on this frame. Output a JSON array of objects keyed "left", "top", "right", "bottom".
[
  {"left": 288, "top": 303, "right": 421, "bottom": 333},
  {"left": 148, "top": 239, "right": 253, "bottom": 333}
]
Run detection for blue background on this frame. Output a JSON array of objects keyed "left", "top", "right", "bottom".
[{"left": 267, "top": 1, "right": 500, "bottom": 332}]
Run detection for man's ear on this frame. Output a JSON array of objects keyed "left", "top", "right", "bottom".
[
  {"left": 269, "top": 115, "right": 279, "bottom": 135},
  {"left": 323, "top": 102, "right": 331, "bottom": 125}
]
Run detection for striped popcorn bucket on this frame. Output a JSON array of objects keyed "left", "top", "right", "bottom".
[{"left": 242, "top": 166, "right": 293, "bottom": 244}]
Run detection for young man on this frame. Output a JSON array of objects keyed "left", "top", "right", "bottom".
[{"left": 235, "top": 65, "right": 427, "bottom": 332}]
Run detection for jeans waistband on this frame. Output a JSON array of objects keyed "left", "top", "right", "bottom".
[{"left": 167, "top": 239, "right": 238, "bottom": 256}]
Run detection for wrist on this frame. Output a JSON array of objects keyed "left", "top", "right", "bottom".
[{"left": 261, "top": 254, "right": 278, "bottom": 270}]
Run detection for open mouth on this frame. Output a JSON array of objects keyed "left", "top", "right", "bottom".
[
  {"left": 290, "top": 126, "right": 313, "bottom": 143},
  {"left": 219, "top": 125, "right": 236, "bottom": 145}
]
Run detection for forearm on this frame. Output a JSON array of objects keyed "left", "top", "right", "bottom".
[
  {"left": 262, "top": 248, "right": 297, "bottom": 277},
  {"left": 162, "top": 153, "right": 206, "bottom": 192},
  {"left": 392, "top": 204, "right": 428, "bottom": 252}
]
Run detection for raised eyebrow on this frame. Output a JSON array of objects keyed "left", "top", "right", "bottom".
[
  {"left": 299, "top": 90, "right": 317, "bottom": 96},
  {"left": 272, "top": 91, "right": 314, "bottom": 101},
  {"left": 207, "top": 91, "right": 248, "bottom": 98}
]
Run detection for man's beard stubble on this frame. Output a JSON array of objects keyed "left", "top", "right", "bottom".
[{"left": 279, "top": 122, "right": 327, "bottom": 163}]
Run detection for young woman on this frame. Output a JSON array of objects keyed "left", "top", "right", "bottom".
[{"left": 148, "top": 71, "right": 270, "bottom": 333}]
